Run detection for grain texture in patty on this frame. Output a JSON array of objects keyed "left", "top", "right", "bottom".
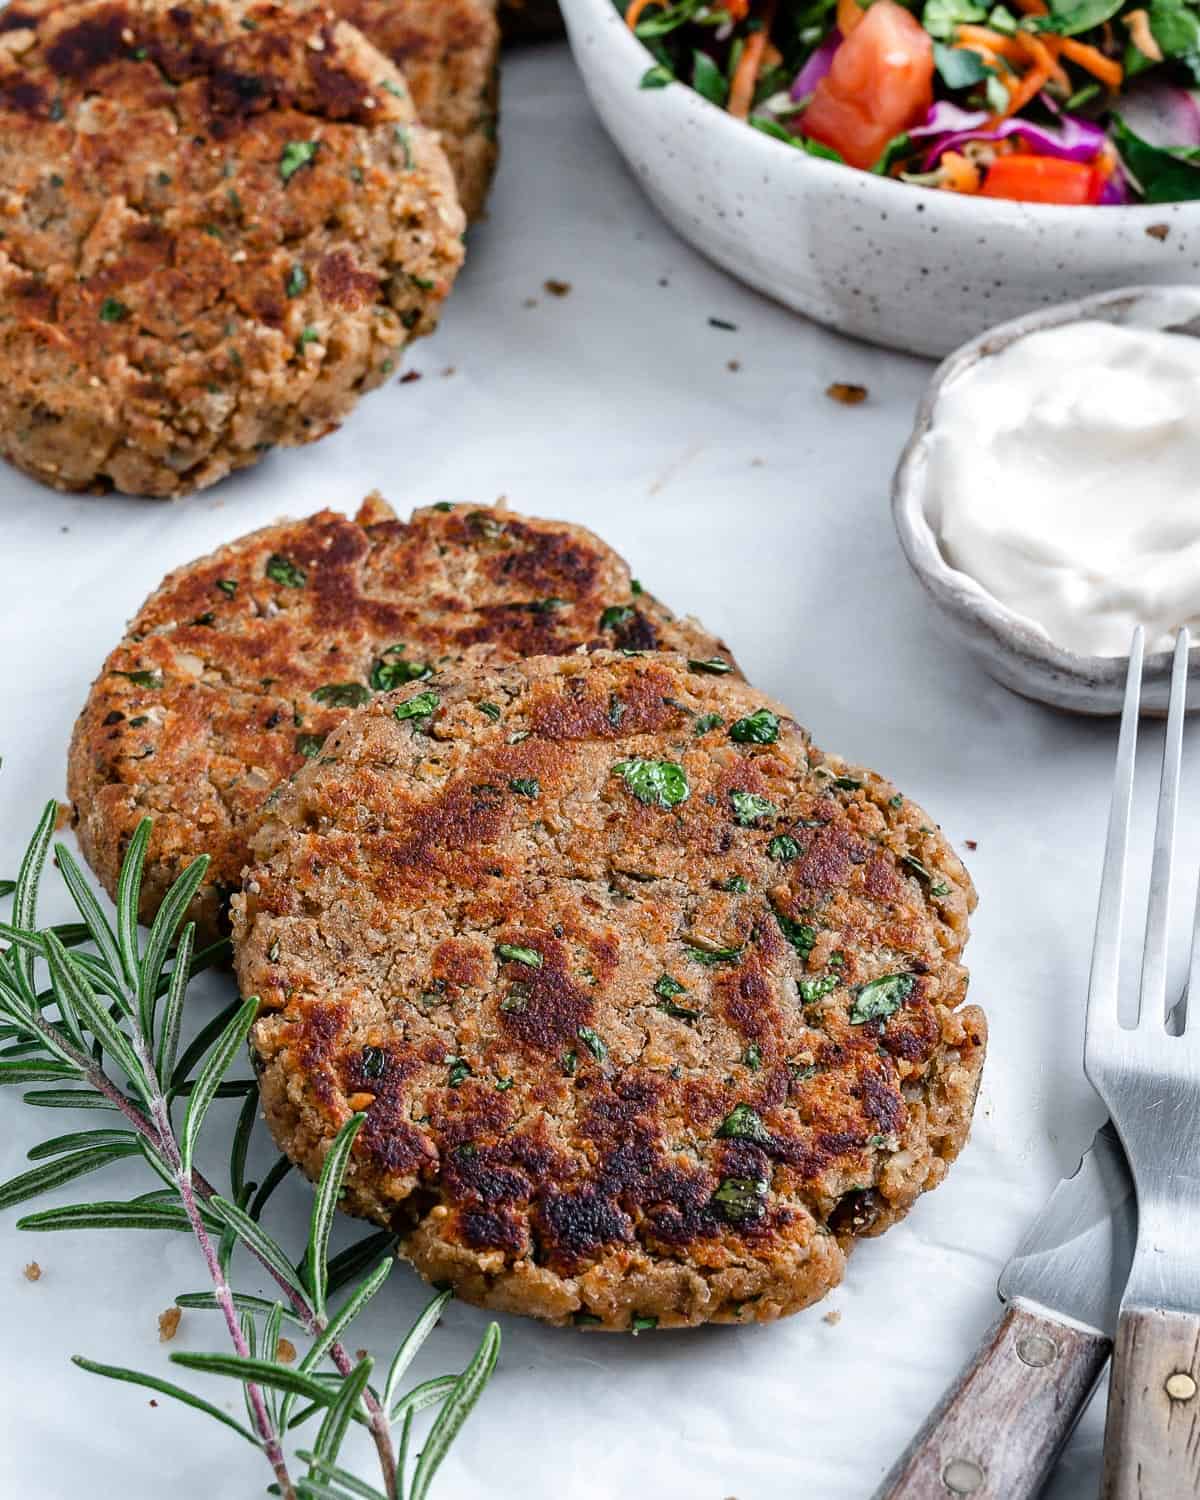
[
  {"left": 326, "top": 0, "right": 499, "bottom": 220},
  {"left": 68, "top": 498, "right": 736, "bottom": 943},
  {"left": 233, "top": 652, "right": 985, "bottom": 1331},
  {"left": 0, "top": 0, "right": 463, "bottom": 497}
]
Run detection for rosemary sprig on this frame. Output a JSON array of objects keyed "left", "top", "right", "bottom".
[{"left": 0, "top": 803, "right": 499, "bottom": 1500}]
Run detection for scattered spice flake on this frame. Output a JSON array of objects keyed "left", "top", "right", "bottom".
[
  {"left": 727, "top": 359, "right": 741, "bottom": 372},
  {"left": 23, "top": 1261, "right": 41, "bottom": 1282},
  {"left": 399, "top": 370, "right": 422, "bottom": 384},
  {"left": 826, "top": 382, "right": 868, "bottom": 406},
  {"left": 158, "top": 1306, "right": 182, "bottom": 1342},
  {"left": 1146, "top": 223, "right": 1170, "bottom": 241},
  {"left": 149, "top": 1399, "right": 158, "bottom": 1407},
  {"left": 823, "top": 1309, "right": 841, "bottom": 1326},
  {"left": 965, "top": 839, "right": 978, "bottom": 851},
  {"left": 709, "top": 316, "right": 737, "bottom": 331},
  {"left": 276, "top": 1338, "right": 297, "bottom": 1364},
  {"left": 441, "top": 365, "right": 457, "bottom": 378},
  {"left": 544, "top": 278, "right": 572, "bottom": 297}
]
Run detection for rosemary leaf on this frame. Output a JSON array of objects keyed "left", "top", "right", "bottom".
[
  {"left": 0, "top": 1141, "right": 140, "bottom": 1211},
  {"left": 11, "top": 801, "right": 55, "bottom": 1002},
  {"left": 175, "top": 1290, "right": 305, "bottom": 1327},
  {"left": 311, "top": 1355, "right": 373, "bottom": 1469},
  {"left": 383, "top": 1288, "right": 453, "bottom": 1413},
  {"left": 114, "top": 819, "right": 152, "bottom": 993},
  {"left": 305, "top": 1113, "right": 366, "bottom": 1319},
  {"left": 54, "top": 844, "right": 125, "bottom": 990},
  {"left": 137, "top": 854, "right": 210, "bottom": 1038},
  {"left": 207, "top": 1193, "right": 308, "bottom": 1296},
  {"left": 170, "top": 1350, "right": 335, "bottom": 1407},
  {"left": 17, "top": 1199, "right": 194, "bottom": 1232},
  {"left": 409, "top": 1322, "right": 502, "bottom": 1500},
  {"left": 71, "top": 1357, "right": 260, "bottom": 1445},
  {"left": 180, "top": 996, "right": 260, "bottom": 1174}
]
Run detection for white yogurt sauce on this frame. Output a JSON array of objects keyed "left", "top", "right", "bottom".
[{"left": 923, "top": 318, "right": 1200, "bottom": 658}]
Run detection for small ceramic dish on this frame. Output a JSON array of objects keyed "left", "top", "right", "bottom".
[
  {"left": 892, "top": 283, "right": 1200, "bottom": 716},
  {"left": 559, "top": 0, "right": 1200, "bottom": 358}
]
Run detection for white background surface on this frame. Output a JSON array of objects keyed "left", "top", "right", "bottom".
[{"left": 1, "top": 38, "right": 1191, "bottom": 1500}]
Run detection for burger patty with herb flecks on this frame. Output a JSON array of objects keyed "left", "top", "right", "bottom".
[
  {"left": 0, "top": 0, "right": 464, "bottom": 497},
  {"left": 232, "top": 650, "right": 985, "bottom": 1332},
  {"left": 68, "top": 498, "right": 737, "bottom": 942}
]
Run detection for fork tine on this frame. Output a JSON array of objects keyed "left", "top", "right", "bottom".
[
  {"left": 1139, "top": 627, "right": 1190, "bottom": 1029},
  {"left": 1087, "top": 627, "right": 1145, "bottom": 1038}
]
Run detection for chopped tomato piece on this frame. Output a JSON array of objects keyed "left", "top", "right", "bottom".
[
  {"left": 801, "top": 1, "right": 934, "bottom": 171},
  {"left": 978, "top": 154, "right": 1106, "bottom": 204}
]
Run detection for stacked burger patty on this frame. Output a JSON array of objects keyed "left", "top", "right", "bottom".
[
  {"left": 0, "top": 0, "right": 516, "bottom": 497},
  {"left": 69, "top": 497, "right": 986, "bottom": 1332}
]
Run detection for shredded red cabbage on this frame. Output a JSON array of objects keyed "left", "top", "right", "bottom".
[
  {"left": 789, "top": 31, "right": 841, "bottom": 101},
  {"left": 910, "top": 101, "right": 1108, "bottom": 169},
  {"left": 1119, "top": 80, "right": 1200, "bottom": 148}
]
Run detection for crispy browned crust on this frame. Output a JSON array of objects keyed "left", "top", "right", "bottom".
[
  {"left": 0, "top": 0, "right": 464, "bottom": 497},
  {"left": 499, "top": 0, "right": 562, "bottom": 42},
  {"left": 67, "top": 499, "right": 738, "bottom": 943},
  {"left": 327, "top": 0, "right": 499, "bottom": 219},
  {"left": 233, "top": 651, "right": 985, "bottom": 1331}
]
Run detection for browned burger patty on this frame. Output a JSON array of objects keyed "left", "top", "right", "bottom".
[
  {"left": 233, "top": 651, "right": 985, "bottom": 1331},
  {"left": 327, "top": 0, "right": 499, "bottom": 220},
  {"left": 0, "top": 0, "right": 463, "bottom": 497},
  {"left": 68, "top": 498, "right": 737, "bottom": 944},
  {"left": 499, "top": 0, "right": 562, "bottom": 41}
]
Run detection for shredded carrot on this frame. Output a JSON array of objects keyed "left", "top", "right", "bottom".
[
  {"left": 1125, "top": 8, "right": 1163, "bottom": 60},
  {"left": 624, "top": 0, "right": 662, "bottom": 30},
  {"left": 837, "top": 0, "right": 865, "bottom": 36},
  {"left": 994, "top": 33, "right": 1055, "bottom": 118},
  {"left": 761, "top": 40, "right": 784, "bottom": 69},
  {"left": 939, "top": 151, "right": 982, "bottom": 193},
  {"left": 728, "top": 0, "right": 778, "bottom": 119},
  {"left": 1017, "top": 30, "right": 1069, "bottom": 90},
  {"left": 955, "top": 25, "right": 1026, "bottom": 60},
  {"left": 1056, "top": 35, "right": 1124, "bottom": 89}
]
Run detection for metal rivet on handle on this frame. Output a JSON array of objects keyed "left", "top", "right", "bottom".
[
  {"left": 942, "top": 1458, "right": 985, "bottom": 1494},
  {"left": 1016, "top": 1333, "right": 1059, "bottom": 1368},
  {"left": 1165, "top": 1372, "right": 1197, "bottom": 1402}
]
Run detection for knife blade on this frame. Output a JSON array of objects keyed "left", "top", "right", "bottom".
[{"left": 873, "top": 1121, "right": 1136, "bottom": 1500}]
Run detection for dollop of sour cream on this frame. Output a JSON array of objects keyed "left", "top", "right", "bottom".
[{"left": 923, "top": 319, "right": 1200, "bottom": 658}]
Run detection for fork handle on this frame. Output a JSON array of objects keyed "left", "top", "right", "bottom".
[
  {"left": 873, "top": 1298, "right": 1111, "bottom": 1500},
  {"left": 1101, "top": 1306, "right": 1200, "bottom": 1498}
]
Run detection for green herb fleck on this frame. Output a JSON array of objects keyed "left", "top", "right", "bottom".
[
  {"left": 99, "top": 297, "right": 129, "bottom": 324},
  {"left": 654, "top": 974, "right": 687, "bottom": 999},
  {"left": 312, "top": 682, "right": 371, "bottom": 708},
  {"left": 711, "top": 1175, "right": 768, "bottom": 1224},
  {"left": 849, "top": 973, "right": 915, "bottom": 1026},
  {"left": 478, "top": 701, "right": 502, "bottom": 722},
  {"left": 631, "top": 1314, "right": 658, "bottom": 1333},
  {"left": 393, "top": 690, "right": 440, "bottom": 723},
  {"left": 561, "top": 1049, "right": 578, "bottom": 1076},
  {"left": 743, "top": 1043, "right": 762, "bottom": 1071},
  {"left": 688, "top": 657, "right": 734, "bottom": 676},
  {"left": 370, "top": 655, "right": 431, "bottom": 692},
  {"left": 115, "top": 669, "right": 163, "bottom": 690},
  {"left": 613, "top": 758, "right": 689, "bottom": 809},
  {"left": 730, "top": 708, "right": 780, "bottom": 745},
  {"left": 769, "top": 835, "right": 800, "bottom": 862},
  {"left": 798, "top": 974, "right": 839, "bottom": 1004},
  {"left": 360, "top": 1046, "right": 387, "bottom": 1080},
  {"left": 577, "top": 1026, "right": 607, "bottom": 1063},
  {"left": 295, "top": 732, "right": 326, "bottom": 759},
  {"left": 215, "top": 579, "right": 238, "bottom": 597},
  {"left": 719, "top": 876, "right": 749, "bottom": 893},
  {"left": 608, "top": 694, "right": 625, "bottom": 729},
  {"left": 683, "top": 940, "right": 742, "bottom": 967},
  {"left": 509, "top": 778, "right": 540, "bottom": 798},
  {"left": 446, "top": 1056, "right": 471, "bottom": 1088},
  {"left": 285, "top": 264, "right": 308, "bottom": 298},
  {"left": 716, "top": 1103, "right": 772, "bottom": 1145},
  {"left": 730, "top": 790, "right": 778, "bottom": 826},
  {"left": 773, "top": 906, "right": 816, "bottom": 959},
  {"left": 574, "top": 1311, "right": 603, "bottom": 1326},
  {"left": 265, "top": 554, "right": 306, "bottom": 588},
  {"left": 280, "top": 140, "right": 318, "bottom": 182},
  {"left": 497, "top": 944, "right": 542, "bottom": 969},
  {"left": 600, "top": 605, "right": 635, "bottom": 631},
  {"left": 495, "top": 1077, "right": 514, "bottom": 1092}
]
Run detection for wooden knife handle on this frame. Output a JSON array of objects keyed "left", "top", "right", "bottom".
[
  {"left": 1100, "top": 1306, "right": 1200, "bottom": 1499},
  {"left": 873, "top": 1298, "right": 1111, "bottom": 1500}
]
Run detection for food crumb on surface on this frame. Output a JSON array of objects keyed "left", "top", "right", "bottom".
[
  {"left": 727, "top": 359, "right": 741, "bottom": 372},
  {"left": 826, "top": 382, "right": 869, "bottom": 406},
  {"left": 708, "top": 316, "right": 737, "bottom": 331},
  {"left": 441, "top": 366, "right": 457, "bottom": 378},
  {"left": 399, "top": 370, "right": 423, "bottom": 385},
  {"left": 823, "top": 1309, "right": 841, "bottom": 1326},
  {"left": 965, "top": 839, "right": 978, "bottom": 851},
  {"left": 355, "top": 1348, "right": 369, "bottom": 1361},
  {"left": 148, "top": 1399, "right": 158, "bottom": 1407},
  {"left": 22, "top": 1262, "right": 41, "bottom": 1283},
  {"left": 543, "top": 278, "right": 571, "bottom": 297},
  {"left": 55, "top": 802, "right": 71, "bottom": 831},
  {"left": 276, "top": 1338, "right": 297, "bottom": 1365},
  {"left": 158, "top": 1306, "right": 182, "bottom": 1342},
  {"left": 1146, "top": 223, "right": 1170, "bottom": 240}
]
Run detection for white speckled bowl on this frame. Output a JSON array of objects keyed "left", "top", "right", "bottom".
[
  {"left": 893, "top": 283, "right": 1200, "bottom": 715},
  {"left": 559, "top": 0, "right": 1200, "bottom": 357}
]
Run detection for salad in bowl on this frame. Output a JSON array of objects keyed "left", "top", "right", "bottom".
[{"left": 624, "top": 0, "right": 1200, "bottom": 203}]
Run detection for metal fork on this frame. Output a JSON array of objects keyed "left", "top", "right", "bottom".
[{"left": 1088, "top": 625, "right": 1200, "bottom": 1499}]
